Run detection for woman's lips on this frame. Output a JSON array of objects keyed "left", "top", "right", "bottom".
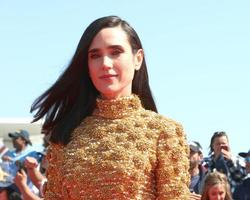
[{"left": 99, "top": 74, "right": 118, "bottom": 79}]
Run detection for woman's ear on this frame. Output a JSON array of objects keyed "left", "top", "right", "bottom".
[{"left": 134, "top": 49, "right": 143, "bottom": 71}]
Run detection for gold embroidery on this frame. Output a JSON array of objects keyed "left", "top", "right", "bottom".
[{"left": 45, "top": 95, "right": 190, "bottom": 200}]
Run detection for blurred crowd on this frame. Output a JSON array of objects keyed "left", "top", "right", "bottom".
[
  {"left": 0, "top": 130, "right": 48, "bottom": 200},
  {"left": 0, "top": 129, "right": 249, "bottom": 200},
  {"left": 189, "top": 131, "right": 250, "bottom": 200}
]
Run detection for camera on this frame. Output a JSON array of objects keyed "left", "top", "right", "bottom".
[
  {"left": 15, "top": 160, "right": 26, "bottom": 172},
  {"left": 220, "top": 145, "right": 229, "bottom": 151}
]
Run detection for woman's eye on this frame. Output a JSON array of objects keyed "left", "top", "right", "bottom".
[
  {"left": 111, "top": 49, "right": 123, "bottom": 56},
  {"left": 89, "top": 53, "right": 100, "bottom": 59}
]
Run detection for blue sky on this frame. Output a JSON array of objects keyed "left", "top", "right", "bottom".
[{"left": 0, "top": 0, "right": 249, "bottom": 156}]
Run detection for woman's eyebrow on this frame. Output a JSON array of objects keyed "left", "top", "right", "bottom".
[
  {"left": 88, "top": 45, "right": 124, "bottom": 54},
  {"left": 88, "top": 48, "right": 99, "bottom": 54},
  {"left": 107, "top": 45, "right": 123, "bottom": 49}
]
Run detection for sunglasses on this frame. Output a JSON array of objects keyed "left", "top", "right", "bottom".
[{"left": 245, "top": 157, "right": 250, "bottom": 163}]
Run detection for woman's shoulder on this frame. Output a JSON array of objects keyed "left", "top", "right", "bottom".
[
  {"left": 140, "top": 109, "right": 183, "bottom": 133},
  {"left": 142, "top": 109, "right": 182, "bottom": 124},
  {"left": 46, "top": 143, "right": 65, "bottom": 165},
  {"left": 47, "top": 142, "right": 64, "bottom": 155}
]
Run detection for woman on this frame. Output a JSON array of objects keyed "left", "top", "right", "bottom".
[
  {"left": 31, "top": 15, "right": 190, "bottom": 199},
  {"left": 201, "top": 171, "right": 232, "bottom": 200}
]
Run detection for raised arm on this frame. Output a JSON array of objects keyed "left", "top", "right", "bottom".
[
  {"left": 14, "top": 170, "right": 42, "bottom": 200},
  {"left": 24, "top": 156, "right": 46, "bottom": 190}
]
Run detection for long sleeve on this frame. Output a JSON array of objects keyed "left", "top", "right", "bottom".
[
  {"left": 44, "top": 143, "right": 64, "bottom": 200},
  {"left": 156, "top": 121, "right": 190, "bottom": 200},
  {"left": 226, "top": 157, "right": 247, "bottom": 182}
]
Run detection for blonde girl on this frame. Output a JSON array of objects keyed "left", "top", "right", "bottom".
[{"left": 201, "top": 171, "right": 232, "bottom": 200}]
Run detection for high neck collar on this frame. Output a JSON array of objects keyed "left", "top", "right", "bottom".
[{"left": 93, "top": 94, "right": 142, "bottom": 119}]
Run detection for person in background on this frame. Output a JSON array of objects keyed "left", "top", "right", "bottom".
[
  {"left": 233, "top": 149, "right": 250, "bottom": 200},
  {"left": 14, "top": 156, "right": 47, "bottom": 200},
  {"left": 0, "top": 167, "right": 9, "bottom": 200},
  {"left": 201, "top": 171, "right": 232, "bottom": 200},
  {"left": 189, "top": 141, "right": 207, "bottom": 200},
  {"left": 2, "top": 129, "right": 33, "bottom": 163},
  {"left": 14, "top": 169, "right": 42, "bottom": 200},
  {"left": 0, "top": 129, "right": 42, "bottom": 199},
  {"left": 30, "top": 15, "right": 190, "bottom": 199},
  {"left": 0, "top": 140, "right": 9, "bottom": 163},
  {"left": 0, "top": 141, "right": 10, "bottom": 199},
  {"left": 14, "top": 135, "right": 49, "bottom": 200},
  {"left": 203, "top": 131, "right": 246, "bottom": 193}
]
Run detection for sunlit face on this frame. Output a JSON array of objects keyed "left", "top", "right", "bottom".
[
  {"left": 189, "top": 150, "right": 202, "bottom": 169},
  {"left": 208, "top": 183, "right": 226, "bottom": 200},
  {"left": 212, "top": 136, "right": 229, "bottom": 156},
  {"left": 88, "top": 26, "right": 143, "bottom": 99}
]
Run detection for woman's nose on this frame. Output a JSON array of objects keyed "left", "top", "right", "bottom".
[{"left": 102, "top": 56, "right": 113, "bottom": 69}]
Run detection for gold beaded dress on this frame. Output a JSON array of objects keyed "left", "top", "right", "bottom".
[{"left": 44, "top": 95, "right": 190, "bottom": 200}]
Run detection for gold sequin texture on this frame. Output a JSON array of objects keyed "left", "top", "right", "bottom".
[{"left": 45, "top": 95, "right": 190, "bottom": 200}]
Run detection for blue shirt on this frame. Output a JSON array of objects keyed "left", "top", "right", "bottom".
[{"left": 0, "top": 145, "right": 43, "bottom": 188}]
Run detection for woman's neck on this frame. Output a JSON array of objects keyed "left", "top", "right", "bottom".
[{"left": 93, "top": 94, "right": 141, "bottom": 119}]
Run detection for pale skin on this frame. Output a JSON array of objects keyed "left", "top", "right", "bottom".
[
  {"left": 212, "top": 136, "right": 232, "bottom": 160},
  {"left": 14, "top": 157, "right": 46, "bottom": 200},
  {"left": 24, "top": 156, "right": 46, "bottom": 189},
  {"left": 88, "top": 26, "right": 143, "bottom": 100},
  {"left": 14, "top": 169, "right": 42, "bottom": 200},
  {"left": 207, "top": 183, "right": 226, "bottom": 200}
]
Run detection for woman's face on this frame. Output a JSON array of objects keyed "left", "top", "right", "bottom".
[
  {"left": 88, "top": 26, "right": 143, "bottom": 99},
  {"left": 208, "top": 183, "right": 226, "bottom": 200}
]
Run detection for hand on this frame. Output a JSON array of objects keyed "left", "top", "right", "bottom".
[
  {"left": 220, "top": 146, "right": 232, "bottom": 161},
  {"left": 2, "top": 156, "right": 13, "bottom": 162},
  {"left": 14, "top": 169, "right": 27, "bottom": 189},
  {"left": 190, "top": 192, "right": 201, "bottom": 200},
  {"left": 24, "top": 156, "right": 38, "bottom": 169}
]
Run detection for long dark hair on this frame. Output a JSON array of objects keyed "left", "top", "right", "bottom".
[{"left": 31, "top": 15, "right": 157, "bottom": 145}]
